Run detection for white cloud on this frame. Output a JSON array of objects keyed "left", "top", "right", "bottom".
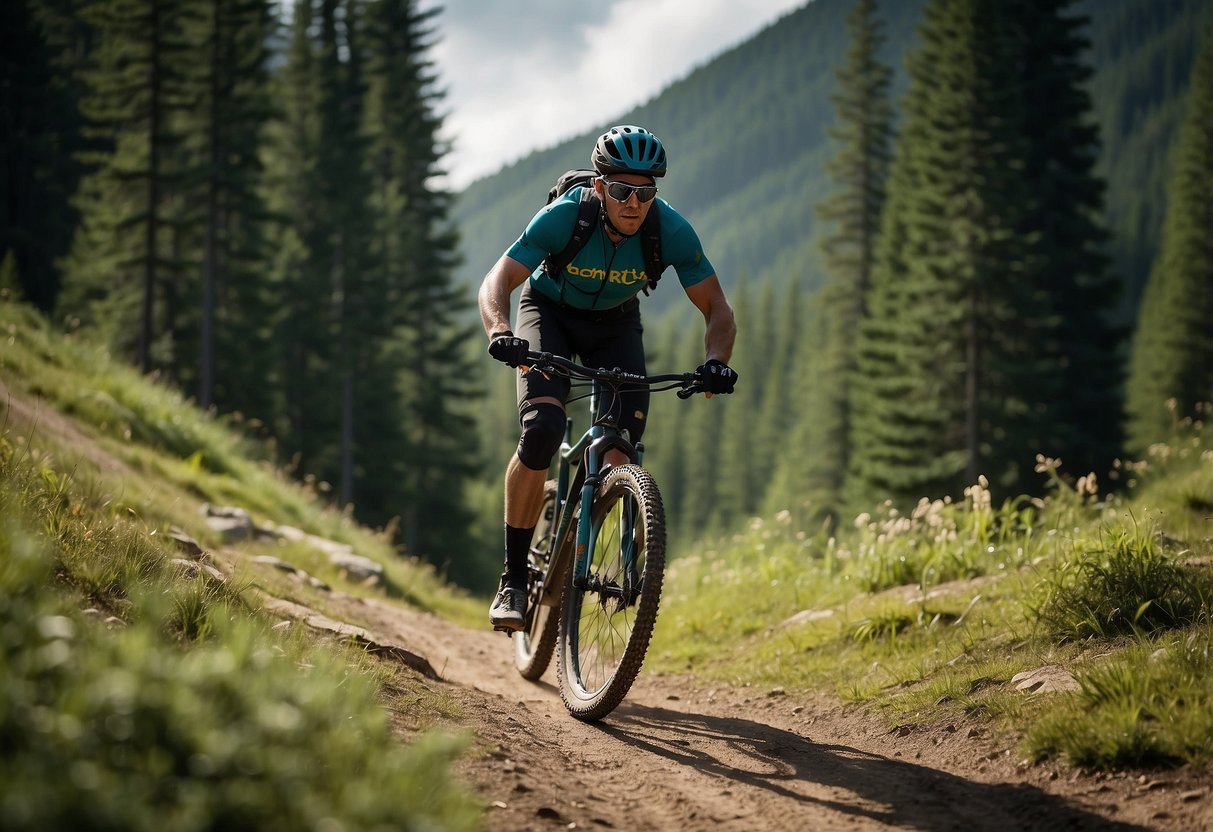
[{"left": 426, "top": 0, "right": 807, "bottom": 189}]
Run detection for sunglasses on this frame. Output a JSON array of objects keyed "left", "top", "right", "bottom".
[{"left": 602, "top": 180, "right": 659, "bottom": 204}]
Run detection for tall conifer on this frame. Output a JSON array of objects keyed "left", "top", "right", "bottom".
[
  {"left": 1010, "top": 0, "right": 1123, "bottom": 487},
  {"left": 845, "top": 0, "right": 1119, "bottom": 508},
  {"left": 58, "top": 0, "right": 198, "bottom": 373},
  {"left": 262, "top": 0, "right": 333, "bottom": 478},
  {"left": 1, "top": 0, "right": 86, "bottom": 313},
  {"left": 183, "top": 0, "right": 276, "bottom": 414},
  {"left": 361, "top": 0, "right": 481, "bottom": 566},
  {"left": 1126, "top": 27, "right": 1213, "bottom": 451},
  {"left": 791, "top": 0, "right": 892, "bottom": 522}
]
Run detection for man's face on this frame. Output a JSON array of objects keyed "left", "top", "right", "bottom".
[{"left": 596, "top": 174, "right": 658, "bottom": 237}]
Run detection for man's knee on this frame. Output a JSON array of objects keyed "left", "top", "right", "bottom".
[{"left": 517, "top": 403, "right": 565, "bottom": 470}]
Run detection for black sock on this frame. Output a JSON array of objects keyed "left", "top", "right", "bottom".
[{"left": 504, "top": 524, "right": 535, "bottom": 587}]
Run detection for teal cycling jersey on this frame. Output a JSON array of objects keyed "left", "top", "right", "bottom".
[{"left": 505, "top": 186, "right": 716, "bottom": 310}]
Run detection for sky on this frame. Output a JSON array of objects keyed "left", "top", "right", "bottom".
[{"left": 421, "top": 0, "right": 810, "bottom": 190}]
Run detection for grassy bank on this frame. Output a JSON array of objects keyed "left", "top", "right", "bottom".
[
  {"left": 652, "top": 416, "right": 1213, "bottom": 769},
  {"left": 0, "top": 299, "right": 482, "bottom": 830}
]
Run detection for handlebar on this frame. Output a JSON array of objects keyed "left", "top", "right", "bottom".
[{"left": 523, "top": 350, "right": 706, "bottom": 399}]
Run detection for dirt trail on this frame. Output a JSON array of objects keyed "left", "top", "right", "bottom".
[{"left": 333, "top": 593, "right": 1211, "bottom": 832}]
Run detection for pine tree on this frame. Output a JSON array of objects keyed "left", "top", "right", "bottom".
[
  {"left": 263, "top": 0, "right": 371, "bottom": 497},
  {"left": 715, "top": 280, "right": 759, "bottom": 525},
  {"left": 182, "top": 0, "right": 276, "bottom": 414},
  {"left": 262, "top": 0, "right": 335, "bottom": 479},
  {"left": 847, "top": 0, "right": 1013, "bottom": 506},
  {"left": 58, "top": 0, "right": 199, "bottom": 373},
  {"left": 1008, "top": 0, "right": 1123, "bottom": 487},
  {"left": 359, "top": 0, "right": 481, "bottom": 567},
  {"left": 1, "top": 0, "right": 86, "bottom": 314},
  {"left": 766, "top": 286, "right": 833, "bottom": 523},
  {"left": 788, "top": 0, "right": 892, "bottom": 522},
  {"left": 845, "top": 0, "right": 1118, "bottom": 509},
  {"left": 1126, "top": 26, "right": 1213, "bottom": 451},
  {"left": 754, "top": 279, "right": 804, "bottom": 517}
]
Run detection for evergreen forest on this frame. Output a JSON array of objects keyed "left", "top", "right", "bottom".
[{"left": 4, "top": 0, "right": 1212, "bottom": 591}]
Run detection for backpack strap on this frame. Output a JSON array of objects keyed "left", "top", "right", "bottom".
[
  {"left": 542, "top": 189, "right": 667, "bottom": 295},
  {"left": 638, "top": 203, "right": 664, "bottom": 295},
  {"left": 541, "top": 188, "right": 599, "bottom": 278}
]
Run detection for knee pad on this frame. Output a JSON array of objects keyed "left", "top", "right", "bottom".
[{"left": 517, "top": 404, "right": 565, "bottom": 470}]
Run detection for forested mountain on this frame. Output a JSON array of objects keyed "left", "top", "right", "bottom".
[
  {"left": 5, "top": 0, "right": 1210, "bottom": 591},
  {"left": 461, "top": 0, "right": 1213, "bottom": 556},
  {"left": 451, "top": 0, "right": 920, "bottom": 312},
  {"left": 452, "top": 0, "right": 1212, "bottom": 322}
]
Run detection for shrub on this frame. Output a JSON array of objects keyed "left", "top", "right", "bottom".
[{"left": 1031, "top": 527, "right": 1209, "bottom": 640}]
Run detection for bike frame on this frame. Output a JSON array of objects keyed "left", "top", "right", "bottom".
[{"left": 525, "top": 353, "right": 696, "bottom": 611}]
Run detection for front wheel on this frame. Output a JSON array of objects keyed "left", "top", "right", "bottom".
[
  {"left": 558, "top": 464, "right": 666, "bottom": 721},
  {"left": 514, "top": 480, "right": 563, "bottom": 679}
]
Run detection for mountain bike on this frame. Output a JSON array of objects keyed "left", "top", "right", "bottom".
[{"left": 510, "top": 350, "right": 705, "bottom": 721}]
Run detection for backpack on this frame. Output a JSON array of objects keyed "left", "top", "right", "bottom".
[{"left": 540, "top": 169, "right": 666, "bottom": 295}]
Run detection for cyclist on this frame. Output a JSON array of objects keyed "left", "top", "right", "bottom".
[{"left": 478, "top": 125, "right": 738, "bottom": 632}]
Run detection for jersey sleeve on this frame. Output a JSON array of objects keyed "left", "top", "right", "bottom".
[
  {"left": 504, "top": 188, "right": 582, "bottom": 273},
  {"left": 659, "top": 202, "right": 716, "bottom": 289}
]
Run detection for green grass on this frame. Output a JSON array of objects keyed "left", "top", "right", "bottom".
[
  {"left": 1025, "top": 626, "right": 1213, "bottom": 767},
  {"left": 6, "top": 294, "right": 1213, "bottom": 785},
  {"left": 652, "top": 421, "right": 1213, "bottom": 770},
  {"left": 0, "top": 300, "right": 482, "bottom": 625},
  {"left": 0, "top": 433, "right": 480, "bottom": 831},
  {"left": 0, "top": 300, "right": 486, "bottom": 828}
]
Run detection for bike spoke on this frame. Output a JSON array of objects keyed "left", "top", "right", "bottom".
[{"left": 571, "top": 483, "right": 648, "bottom": 693}]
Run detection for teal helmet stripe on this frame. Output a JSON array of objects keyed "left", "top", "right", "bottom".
[{"left": 592, "top": 125, "right": 667, "bottom": 178}]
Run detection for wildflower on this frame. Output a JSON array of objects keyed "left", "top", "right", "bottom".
[
  {"left": 1034, "top": 454, "right": 1061, "bottom": 474},
  {"left": 963, "top": 480, "right": 991, "bottom": 511},
  {"left": 1147, "top": 443, "right": 1172, "bottom": 463},
  {"left": 1075, "top": 472, "right": 1098, "bottom": 501}
]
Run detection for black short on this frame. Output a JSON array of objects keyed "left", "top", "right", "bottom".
[{"left": 515, "top": 283, "right": 650, "bottom": 444}]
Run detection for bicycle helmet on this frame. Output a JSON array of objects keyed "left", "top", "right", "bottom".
[{"left": 591, "top": 125, "right": 667, "bottom": 178}]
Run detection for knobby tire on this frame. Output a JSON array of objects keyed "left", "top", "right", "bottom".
[{"left": 558, "top": 464, "right": 665, "bottom": 721}]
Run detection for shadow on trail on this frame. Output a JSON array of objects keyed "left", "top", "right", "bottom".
[{"left": 598, "top": 703, "right": 1150, "bottom": 832}]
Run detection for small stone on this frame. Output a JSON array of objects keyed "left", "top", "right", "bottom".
[{"left": 491, "top": 801, "right": 507, "bottom": 810}]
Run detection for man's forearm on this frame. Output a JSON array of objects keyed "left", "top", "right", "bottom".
[
  {"left": 704, "top": 301, "right": 737, "bottom": 363},
  {"left": 479, "top": 280, "right": 512, "bottom": 338}
]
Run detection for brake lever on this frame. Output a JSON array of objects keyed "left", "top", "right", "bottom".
[{"left": 677, "top": 377, "right": 705, "bottom": 399}]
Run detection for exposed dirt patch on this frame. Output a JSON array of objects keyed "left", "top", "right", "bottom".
[
  {"left": 305, "top": 589, "right": 1213, "bottom": 832},
  {"left": 1, "top": 379, "right": 134, "bottom": 477}
]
